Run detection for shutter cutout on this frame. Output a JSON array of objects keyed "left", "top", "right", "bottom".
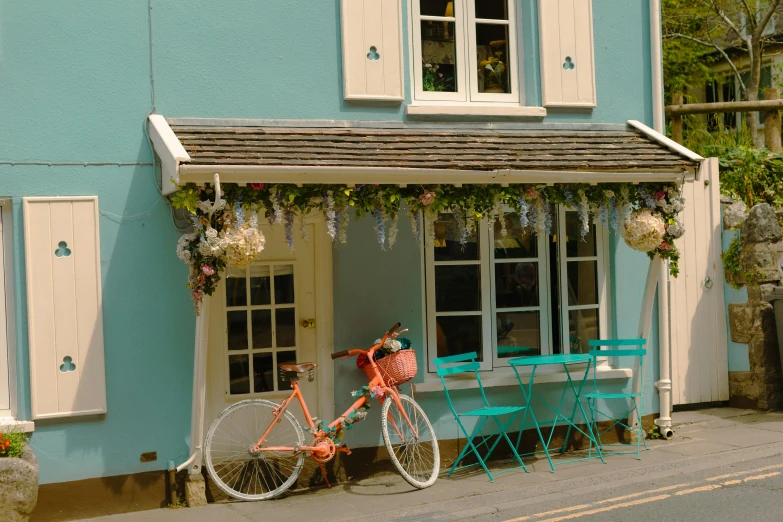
[
  {"left": 341, "top": 0, "right": 404, "bottom": 102},
  {"left": 24, "top": 197, "right": 106, "bottom": 419},
  {"left": 539, "top": 0, "right": 596, "bottom": 107}
]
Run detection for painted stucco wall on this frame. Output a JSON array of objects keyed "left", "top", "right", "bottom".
[
  {"left": 1, "top": 0, "right": 658, "bottom": 483},
  {"left": 722, "top": 229, "right": 751, "bottom": 372}
]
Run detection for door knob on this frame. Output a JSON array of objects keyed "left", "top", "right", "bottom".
[
  {"left": 704, "top": 276, "right": 713, "bottom": 289},
  {"left": 300, "top": 318, "right": 315, "bottom": 329}
]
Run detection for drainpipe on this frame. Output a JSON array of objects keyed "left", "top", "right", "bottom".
[{"left": 650, "top": 0, "right": 674, "bottom": 440}]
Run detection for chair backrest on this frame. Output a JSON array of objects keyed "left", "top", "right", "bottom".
[
  {"left": 433, "top": 352, "right": 489, "bottom": 417},
  {"left": 588, "top": 338, "right": 646, "bottom": 393}
]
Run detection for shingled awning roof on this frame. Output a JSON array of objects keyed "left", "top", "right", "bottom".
[{"left": 148, "top": 117, "right": 703, "bottom": 194}]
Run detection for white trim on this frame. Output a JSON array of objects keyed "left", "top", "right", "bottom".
[
  {"left": 466, "top": 1, "right": 520, "bottom": 103},
  {"left": 627, "top": 120, "right": 704, "bottom": 163},
  {"left": 0, "top": 201, "right": 15, "bottom": 420},
  {"left": 148, "top": 114, "right": 191, "bottom": 195},
  {"left": 0, "top": 418, "right": 34, "bottom": 433},
  {"left": 177, "top": 165, "right": 696, "bottom": 186},
  {"left": 313, "top": 219, "right": 335, "bottom": 424},
  {"left": 406, "top": 104, "right": 546, "bottom": 117},
  {"left": 344, "top": 95, "right": 404, "bottom": 102},
  {"left": 413, "top": 365, "right": 632, "bottom": 393}
]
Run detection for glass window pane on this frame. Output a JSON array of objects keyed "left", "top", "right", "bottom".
[
  {"left": 421, "top": 0, "right": 455, "bottom": 17},
  {"left": 227, "top": 311, "right": 248, "bottom": 351},
  {"left": 565, "top": 211, "right": 597, "bottom": 257},
  {"left": 225, "top": 271, "right": 247, "bottom": 307},
  {"left": 276, "top": 350, "right": 297, "bottom": 391},
  {"left": 495, "top": 262, "right": 539, "bottom": 308},
  {"left": 276, "top": 308, "right": 296, "bottom": 347},
  {"left": 252, "top": 353, "right": 273, "bottom": 393},
  {"left": 476, "top": 25, "right": 510, "bottom": 94},
  {"left": 435, "top": 265, "right": 481, "bottom": 311},
  {"left": 494, "top": 213, "right": 537, "bottom": 258},
  {"left": 566, "top": 261, "right": 599, "bottom": 306},
  {"left": 434, "top": 214, "right": 479, "bottom": 261},
  {"left": 249, "top": 264, "right": 271, "bottom": 305},
  {"left": 436, "top": 315, "right": 483, "bottom": 361},
  {"left": 251, "top": 310, "right": 272, "bottom": 349},
  {"left": 475, "top": 0, "right": 508, "bottom": 20},
  {"left": 496, "top": 311, "right": 540, "bottom": 358},
  {"left": 274, "top": 265, "right": 295, "bottom": 304},
  {"left": 229, "top": 354, "right": 250, "bottom": 394},
  {"left": 421, "top": 22, "right": 458, "bottom": 93},
  {"left": 569, "top": 309, "right": 599, "bottom": 355}
]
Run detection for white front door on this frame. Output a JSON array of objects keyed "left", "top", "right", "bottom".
[
  {"left": 206, "top": 221, "right": 320, "bottom": 428},
  {"left": 670, "top": 158, "right": 729, "bottom": 405}
]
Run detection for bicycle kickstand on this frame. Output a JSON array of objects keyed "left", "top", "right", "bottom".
[{"left": 318, "top": 463, "right": 331, "bottom": 488}]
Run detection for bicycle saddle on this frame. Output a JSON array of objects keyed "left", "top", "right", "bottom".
[{"left": 278, "top": 362, "right": 317, "bottom": 373}]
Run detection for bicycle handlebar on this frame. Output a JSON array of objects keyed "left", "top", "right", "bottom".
[
  {"left": 330, "top": 322, "right": 403, "bottom": 360},
  {"left": 330, "top": 350, "right": 350, "bottom": 360}
]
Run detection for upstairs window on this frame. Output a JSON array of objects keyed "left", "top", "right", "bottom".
[{"left": 412, "top": 0, "right": 520, "bottom": 104}]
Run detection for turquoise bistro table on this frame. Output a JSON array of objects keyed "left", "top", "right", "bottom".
[{"left": 509, "top": 354, "right": 604, "bottom": 471}]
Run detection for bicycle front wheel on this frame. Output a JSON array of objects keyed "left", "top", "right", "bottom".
[
  {"left": 381, "top": 394, "right": 440, "bottom": 489},
  {"left": 204, "top": 399, "right": 305, "bottom": 501}
]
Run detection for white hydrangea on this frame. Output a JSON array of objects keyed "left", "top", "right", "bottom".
[
  {"left": 221, "top": 223, "right": 266, "bottom": 269},
  {"left": 620, "top": 208, "right": 666, "bottom": 252},
  {"left": 176, "top": 233, "right": 197, "bottom": 264}
]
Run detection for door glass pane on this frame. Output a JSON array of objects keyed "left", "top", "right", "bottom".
[
  {"left": 475, "top": 0, "right": 508, "bottom": 20},
  {"left": 495, "top": 262, "right": 539, "bottom": 307},
  {"left": 276, "top": 350, "right": 297, "bottom": 391},
  {"left": 434, "top": 213, "right": 479, "bottom": 261},
  {"left": 569, "top": 309, "right": 599, "bottom": 355},
  {"left": 476, "top": 25, "right": 510, "bottom": 94},
  {"left": 421, "top": 0, "right": 455, "bottom": 17},
  {"left": 496, "top": 311, "right": 540, "bottom": 358},
  {"left": 274, "top": 265, "right": 295, "bottom": 304},
  {"left": 566, "top": 261, "right": 599, "bottom": 306},
  {"left": 494, "top": 213, "right": 537, "bottom": 258},
  {"left": 227, "top": 311, "right": 248, "bottom": 351},
  {"left": 436, "top": 315, "right": 483, "bottom": 361},
  {"left": 565, "top": 211, "right": 597, "bottom": 257},
  {"left": 249, "top": 265, "right": 271, "bottom": 305},
  {"left": 229, "top": 354, "right": 250, "bottom": 394},
  {"left": 251, "top": 310, "right": 272, "bottom": 348},
  {"left": 276, "top": 308, "right": 296, "bottom": 347},
  {"left": 225, "top": 271, "right": 247, "bottom": 307},
  {"left": 435, "top": 265, "right": 481, "bottom": 311},
  {"left": 252, "top": 353, "right": 273, "bottom": 393},
  {"left": 421, "top": 22, "right": 458, "bottom": 93}
]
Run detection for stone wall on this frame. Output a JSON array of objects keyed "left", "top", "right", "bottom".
[{"left": 724, "top": 201, "right": 783, "bottom": 409}]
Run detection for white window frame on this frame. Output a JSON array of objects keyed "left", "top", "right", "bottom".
[
  {"left": 0, "top": 200, "right": 17, "bottom": 419},
  {"left": 425, "top": 207, "right": 610, "bottom": 374},
  {"left": 411, "top": 0, "right": 522, "bottom": 105}
]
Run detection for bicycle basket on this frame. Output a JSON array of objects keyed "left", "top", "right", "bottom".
[{"left": 363, "top": 349, "right": 418, "bottom": 386}]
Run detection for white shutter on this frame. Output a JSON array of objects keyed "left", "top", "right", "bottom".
[
  {"left": 340, "top": 0, "right": 404, "bottom": 102},
  {"left": 24, "top": 197, "right": 107, "bottom": 419},
  {"left": 539, "top": 0, "right": 596, "bottom": 107}
]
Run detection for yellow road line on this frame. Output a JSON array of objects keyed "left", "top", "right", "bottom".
[
  {"left": 675, "top": 484, "right": 722, "bottom": 495},
  {"left": 722, "top": 479, "right": 742, "bottom": 486},
  {"left": 533, "top": 504, "right": 592, "bottom": 517},
  {"left": 594, "top": 483, "right": 689, "bottom": 504},
  {"left": 534, "top": 495, "right": 671, "bottom": 522},
  {"left": 706, "top": 463, "right": 783, "bottom": 482},
  {"left": 744, "top": 471, "right": 781, "bottom": 482}
]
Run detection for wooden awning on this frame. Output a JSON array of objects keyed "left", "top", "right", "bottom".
[{"left": 149, "top": 116, "right": 703, "bottom": 194}]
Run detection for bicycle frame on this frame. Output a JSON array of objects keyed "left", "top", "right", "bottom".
[{"left": 253, "top": 334, "right": 420, "bottom": 458}]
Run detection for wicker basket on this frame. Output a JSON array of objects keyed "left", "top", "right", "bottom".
[{"left": 362, "top": 349, "right": 418, "bottom": 386}]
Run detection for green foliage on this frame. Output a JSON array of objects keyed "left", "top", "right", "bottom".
[
  {"left": 169, "top": 183, "right": 200, "bottom": 214},
  {"left": 722, "top": 233, "right": 764, "bottom": 289},
  {"left": 0, "top": 432, "right": 28, "bottom": 458},
  {"left": 662, "top": 0, "right": 719, "bottom": 95},
  {"left": 646, "top": 425, "right": 662, "bottom": 440}
]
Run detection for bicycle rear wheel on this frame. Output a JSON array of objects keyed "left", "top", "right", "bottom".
[
  {"left": 204, "top": 399, "right": 305, "bottom": 501},
  {"left": 381, "top": 394, "right": 440, "bottom": 489}
]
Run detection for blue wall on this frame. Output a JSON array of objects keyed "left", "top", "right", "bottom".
[
  {"left": 1, "top": 0, "right": 657, "bottom": 482},
  {"left": 722, "top": 231, "right": 750, "bottom": 372}
]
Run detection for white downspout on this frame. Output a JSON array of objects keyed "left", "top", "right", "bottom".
[{"left": 650, "top": 0, "right": 674, "bottom": 439}]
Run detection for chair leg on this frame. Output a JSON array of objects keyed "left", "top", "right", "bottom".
[
  {"left": 492, "top": 414, "right": 528, "bottom": 472},
  {"left": 450, "top": 417, "right": 496, "bottom": 481}
]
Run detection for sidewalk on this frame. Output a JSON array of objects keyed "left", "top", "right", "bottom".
[{"left": 75, "top": 408, "right": 783, "bottom": 522}]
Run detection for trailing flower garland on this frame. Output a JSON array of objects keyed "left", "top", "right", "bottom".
[{"left": 170, "top": 182, "right": 686, "bottom": 312}]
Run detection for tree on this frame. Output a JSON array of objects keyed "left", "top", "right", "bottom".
[{"left": 663, "top": 0, "right": 782, "bottom": 140}]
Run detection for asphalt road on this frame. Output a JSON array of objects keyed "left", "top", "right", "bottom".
[{"left": 490, "top": 453, "right": 783, "bottom": 522}]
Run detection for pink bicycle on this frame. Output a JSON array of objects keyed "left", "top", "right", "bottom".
[{"left": 204, "top": 323, "right": 440, "bottom": 500}]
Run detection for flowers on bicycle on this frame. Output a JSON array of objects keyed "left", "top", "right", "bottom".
[
  {"left": 356, "top": 353, "right": 370, "bottom": 369},
  {"left": 371, "top": 386, "right": 385, "bottom": 398}
]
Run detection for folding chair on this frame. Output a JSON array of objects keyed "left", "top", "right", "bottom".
[
  {"left": 434, "top": 352, "right": 528, "bottom": 481},
  {"left": 585, "top": 339, "right": 648, "bottom": 460}
]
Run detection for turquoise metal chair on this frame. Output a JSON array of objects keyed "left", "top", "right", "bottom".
[
  {"left": 585, "top": 338, "right": 648, "bottom": 460},
  {"left": 434, "top": 352, "right": 528, "bottom": 481}
]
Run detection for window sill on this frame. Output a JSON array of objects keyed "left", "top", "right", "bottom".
[
  {"left": 412, "top": 366, "right": 633, "bottom": 393},
  {"left": 406, "top": 104, "right": 547, "bottom": 118},
  {"left": 0, "top": 417, "right": 35, "bottom": 433}
]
